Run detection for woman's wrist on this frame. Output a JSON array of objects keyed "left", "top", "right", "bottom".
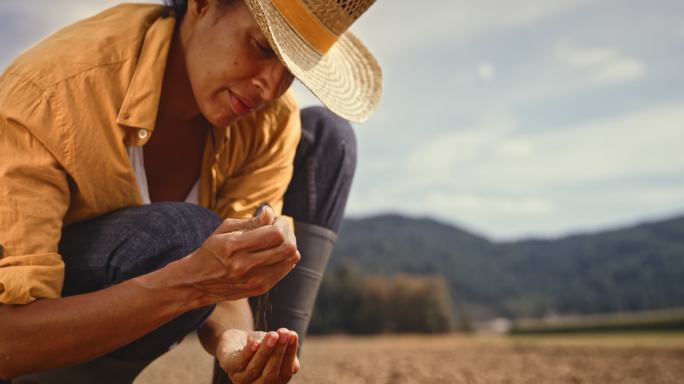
[
  {"left": 197, "top": 320, "right": 225, "bottom": 356},
  {"left": 132, "top": 255, "right": 211, "bottom": 314},
  {"left": 198, "top": 299, "right": 255, "bottom": 355}
]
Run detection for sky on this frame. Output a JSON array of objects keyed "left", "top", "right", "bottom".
[{"left": 1, "top": 0, "right": 683, "bottom": 240}]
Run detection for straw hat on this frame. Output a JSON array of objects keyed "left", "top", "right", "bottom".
[{"left": 244, "top": 0, "right": 382, "bottom": 123}]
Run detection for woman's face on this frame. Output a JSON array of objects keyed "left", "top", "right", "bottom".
[{"left": 183, "top": 0, "right": 294, "bottom": 127}]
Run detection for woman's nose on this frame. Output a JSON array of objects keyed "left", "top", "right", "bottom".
[{"left": 254, "top": 61, "right": 294, "bottom": 102}]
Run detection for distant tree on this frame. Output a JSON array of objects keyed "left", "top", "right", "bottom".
[
  {"left": 389, "top": 274, "right": 454, "bottom": 333},
  {"left": 350, "top": 276, "right": 391, "bottom": 334},
  {"left": 309, "top": 263, "right": 362, "bottom": 334},
  {"left": 310, "top": 267, "right": 456, "bottom": 334}
]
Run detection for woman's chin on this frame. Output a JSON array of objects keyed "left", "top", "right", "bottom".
[
  {"left": 200, "top": 92, "right": 240, "bottom": 127},
  {"left": 209, "top": 115, "right": 232, "bottom": 128},
  {"left": 203, "top": 107, "right": 235, "bottom": 128}
]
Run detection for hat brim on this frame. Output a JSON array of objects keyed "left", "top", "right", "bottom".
[{"left": 245, "top": 0, "right": 382, "bottom": 123}]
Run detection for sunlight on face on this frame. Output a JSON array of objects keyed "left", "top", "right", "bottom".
[{"left": 183, "top": 0, "right": 294, "bottom": 127}]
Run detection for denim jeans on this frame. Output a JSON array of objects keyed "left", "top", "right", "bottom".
[{"left": 11, "top": 106, "right": 356, "bottom": 383}]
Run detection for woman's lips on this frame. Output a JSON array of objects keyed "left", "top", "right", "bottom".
[{"left": 228, "top": 90, "right": 253, "bottom": 116}]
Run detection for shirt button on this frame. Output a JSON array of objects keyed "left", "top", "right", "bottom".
[{"left": 137, "top": 129, "right": 148, "bottom": 140}]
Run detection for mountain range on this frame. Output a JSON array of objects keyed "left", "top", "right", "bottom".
[{"left": 330, "top": 214, "right": 684, "bottom": 320}]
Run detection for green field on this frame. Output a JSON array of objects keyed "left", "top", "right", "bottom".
[
  {"left": 509, "top": 331, "right": 684, "bottom": 348},
  {"left": 509, "top": 308, "right": 684, "bottom": 335}
]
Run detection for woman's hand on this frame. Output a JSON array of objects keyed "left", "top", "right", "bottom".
[
  {"left": 176, "top": 206, "right": 300, "bottom": 305},
  {"left": 216, "top": 328, "right": 300, "bottom": 383}
]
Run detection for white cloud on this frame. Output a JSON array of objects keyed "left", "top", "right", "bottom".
[
  {"left": 346, "top": 188, "right": 555, "bottom": 227},
  {"left": 554, "top": 42, "right": 645, "bottom": 85},
  {"left": 493, "top": 138, "right": 534, "bottom": 159},
  {"left": 422, "top": 193, "right": 555, "bottom": 216},
  {"left": 477, "top": 62, "right": 497, "bottom": 81},
  {"left": 410, "top": 103, "right": 684, "bottom": 188},
  {"left": 350, "top": 103, "right": 684, "bottom": 238},
  {"left": 353, "top": 0, "right": 597, "bottom": 59},
  {"left": 406, "top": 115, "right": 517, "bottom": 184},
  {"left": 631, "top": 183, "right": 684, "bottom": 207}
]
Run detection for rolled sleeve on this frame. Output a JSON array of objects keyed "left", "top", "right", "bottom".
[
  {"left": 0, "top": 102, "right": 70, "bottom": 304},
  {"left": 0, "top": 253, "right": 64, "bottom": 304}
]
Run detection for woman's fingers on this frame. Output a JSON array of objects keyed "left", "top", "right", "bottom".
[
  {"left": 237, "top": 331, "right": 279, "bottom": 382},
  {"left": 217, "top": 222, "right": 291, "bottom": 255},
  {"left": 220, "top": 338, "right": 258, "bottom": 375},
  {"left": 279, "top": 330, "right": 299, "bottom": 380},
  {"left": 228, "top": 329, "right": 300, "bottom": 383},
  {"left": 197, "top": 237, "right": 299, "bottom": 299},
  {"left": 240, "top": 252, "right": 300, "bottom": 296},
  {"left": 232, "top": 242, "right": 299, "bottom": 274},
  {"left": 248, "top": 331, "right": 268, "bottom": 343},
  {"left": 213, "top": 205, "right": 275, "bottom": 234},
  {"left": 262, "top": 329, "right": 291, "bottom": 382},
  {"left": 273, "top": 216, "right": 296, "bottom": 246},
  {"left": 258, "top": 205, "right": 276, "bottom": 227}
]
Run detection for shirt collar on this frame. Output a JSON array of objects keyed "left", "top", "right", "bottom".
[{"left": 116, "top": 13, "right": 176, "bottom": 137}]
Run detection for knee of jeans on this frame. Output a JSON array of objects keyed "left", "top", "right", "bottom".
[
  {"left": 301, "top": 106, "right": 357, "bottom": 172},
  {"left": 112, "top": 203, "right": 222, "bottom": 280},
  {"left": 145, "top": 202, "right": 221, "bottom": 241}
]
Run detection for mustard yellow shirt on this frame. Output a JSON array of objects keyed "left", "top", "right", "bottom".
[{"left": 0, "top": 4, "right": 301, "bottom": 305}]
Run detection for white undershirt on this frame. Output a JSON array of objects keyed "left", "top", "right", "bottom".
[{"left": 127, "top": 146, "right": 200, "bottom": 205}]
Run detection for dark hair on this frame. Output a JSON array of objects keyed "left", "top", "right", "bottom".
[
  {"left": 164, "top": 0, "right": 238, "bottom": 18},
  {"left": 164, "top": 0, "right": 187, "bottom": 16}
]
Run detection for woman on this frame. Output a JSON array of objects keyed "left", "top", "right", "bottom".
[{"left": 0, "top": 0, "right": 381, "bottom": 383}]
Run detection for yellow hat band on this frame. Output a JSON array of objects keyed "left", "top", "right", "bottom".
[{"left": 271, "top": 0, "right": 338, "bottom": 54}]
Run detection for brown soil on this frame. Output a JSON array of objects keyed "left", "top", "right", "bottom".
[{"left": 135, "top": 333, "right": 684, "bottom": 384}]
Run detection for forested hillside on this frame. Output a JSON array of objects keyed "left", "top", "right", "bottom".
[{"left": 324, "top": 214, "right": 684, "bottom": 320}]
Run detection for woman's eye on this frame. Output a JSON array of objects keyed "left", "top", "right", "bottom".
[{"left": 254, "top": 40, "right": 275, "bottom": 57}]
